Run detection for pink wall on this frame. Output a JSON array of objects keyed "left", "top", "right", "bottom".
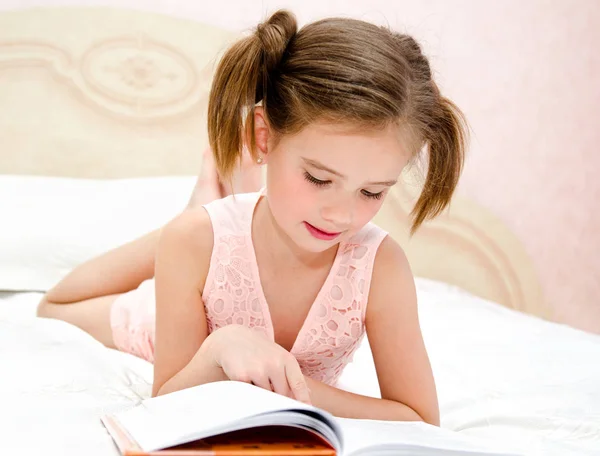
[{"left": 4, "top": 0, "right": 600, "bottom": 334}]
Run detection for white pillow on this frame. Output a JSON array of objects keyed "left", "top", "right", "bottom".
[{"left": 0, "top": 175, "right": 197, "bottom": 292}]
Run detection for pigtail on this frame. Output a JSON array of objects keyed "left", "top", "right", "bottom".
[
  {"left": 207, "top": 10, "right": 297, "bottom": 182},
  {"left": 207, "top": 33, "right": 263, "bottom": 181},
  {"left": 410, "top": 91, "right": 468, "bottom": 234}
]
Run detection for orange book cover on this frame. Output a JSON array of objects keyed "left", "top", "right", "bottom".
[{"left": 102, "top": 415, "right": 336, "bottom": 456}]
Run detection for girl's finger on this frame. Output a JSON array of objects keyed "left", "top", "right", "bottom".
[
  {"left": 268, "top": 370, "right": 293, "bottom": 399},
  {"left": 284, "top": 359, "right": 312, "bottom": 405},
  {"left": 249, "top": 373, "right": 273, "bottom": 393}
]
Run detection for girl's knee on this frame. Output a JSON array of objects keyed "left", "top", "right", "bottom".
[{"left": 36, "top": 296, "right": 58, "bottom": 319}]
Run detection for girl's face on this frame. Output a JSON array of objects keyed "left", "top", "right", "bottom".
[{"left": 262, "top": 119, "right": 410, "bottom": 254}]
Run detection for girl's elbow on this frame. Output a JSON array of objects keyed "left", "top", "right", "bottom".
[
  {"left": 419, "top": 407, "right": 440, "bottom": 427},
  {"left": 398, "top": 402, "right": 439, "bottom": 426},
  {"left": 152, "top": 378, "right": 174, "bottom": 398},
  {"left": 425, "top": 413, "right": 440, "bottom": 427}
]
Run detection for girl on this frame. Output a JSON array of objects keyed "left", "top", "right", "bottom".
[{"left": 38, "top": 10, "right": 467, "bottom": 426}]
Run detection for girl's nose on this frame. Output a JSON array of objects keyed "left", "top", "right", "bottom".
[{"left": 320, "top": 195, "right": 355, "bottom": 229}]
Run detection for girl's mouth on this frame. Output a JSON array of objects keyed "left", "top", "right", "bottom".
[{"left": 304, "top": 222, "right": 341, "bottom": 241}]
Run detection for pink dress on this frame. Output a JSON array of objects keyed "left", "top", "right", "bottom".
[{"left": 111, "top": 191, "right": 387, "bottom": 386}]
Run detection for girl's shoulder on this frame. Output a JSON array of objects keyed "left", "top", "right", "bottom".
[
  {"left": 343, "top": 221, "right": 389, "bottom": 257},
  {"left": 162, "top": 207, "right": 214, "bottom": 254},
  {"left": 157, "top": 207, "right": 215, "bottom": 291},
  {"left": 367, "top": 234, "right": 414, "bottom": 304},
  {"left": 346, "top": 221, "right": 408, "bottom": 268},
  {"left": 372, "top": 234, "right": 410, "bottom": 275}
]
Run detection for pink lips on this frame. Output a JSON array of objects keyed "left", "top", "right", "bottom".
[{"left": 304, "top": 222, "right": 341, "bottom": 241}]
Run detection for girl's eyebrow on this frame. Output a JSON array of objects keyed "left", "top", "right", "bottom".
[{"left": 302, "top": 157, "right": 398, "bottom": 187}]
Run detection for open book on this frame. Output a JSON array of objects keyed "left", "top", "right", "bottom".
[{"left": 101, "top": 381, "right": 520, "bottom": 456}]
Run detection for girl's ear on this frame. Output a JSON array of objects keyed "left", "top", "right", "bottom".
[{"left": 252, "top": 106, "right": 270, "bottom": 164}]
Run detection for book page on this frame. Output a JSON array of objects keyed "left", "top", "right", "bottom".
[
  {"left": 337, "top": 419, "right": 519, "bottom": 456},
  {"left": 112, "top": 381, "right": 329, "bottom": 452}
]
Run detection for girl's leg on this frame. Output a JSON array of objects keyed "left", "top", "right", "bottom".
[
  {"left": 38, "top": 294, "right": 120, "bottom": 348},
  {"left": 36, "top": 227, "right": 161, "bottom": 345},
  {"left": 36, "top": 147, "right": 264, "bottom": 346}
]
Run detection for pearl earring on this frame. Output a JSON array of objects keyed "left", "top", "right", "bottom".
[{"left": 257, "top": 157, "right": 263, "bottom": 165}]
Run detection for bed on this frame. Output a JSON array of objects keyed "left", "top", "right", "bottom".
[{"left": 0, "top": 6, "right": 599, "bottom": 456}]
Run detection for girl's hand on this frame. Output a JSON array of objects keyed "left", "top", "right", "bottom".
[{"left": 204, "top": 325, "right": 312, "bottom": 405}]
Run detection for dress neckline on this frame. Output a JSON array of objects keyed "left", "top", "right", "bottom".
[{"left": 245, "top": 191, "right": 343, "bottom": 353}]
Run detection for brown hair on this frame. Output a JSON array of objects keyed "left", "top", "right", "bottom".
[{"left": 207, "top": 10, "right": 468, "bottom": 233}]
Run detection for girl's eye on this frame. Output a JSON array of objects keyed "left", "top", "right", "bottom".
[
  {"left": 304, "top": 171, "right": 330, "bottom": 187},
  {"left": 361, "top": 189, "right": 384, "bottom": 200},
  {"left": 304, "top": 171, "right": 383, "bottom": 200}
]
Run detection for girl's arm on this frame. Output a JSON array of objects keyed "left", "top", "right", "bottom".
[
  {"left": 151, "top": 208, "right": 227, "bottom": 397},
  {"left": 301, "top": 237, "right": 440, "bottom": 425},
  {"left": 303, "top": 376, "right": 424, "bottom": 421}
]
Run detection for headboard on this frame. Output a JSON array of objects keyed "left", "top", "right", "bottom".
[{"left": 0, "top": 7, "right": 549, "bottom": 320}]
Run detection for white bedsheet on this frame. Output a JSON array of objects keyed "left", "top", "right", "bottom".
[
  {"left": 0, "top": 291, "right": 153, "bottom": 455},
  {"left": 1, "top": 281, "right": 599, "bottom": 455}
]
